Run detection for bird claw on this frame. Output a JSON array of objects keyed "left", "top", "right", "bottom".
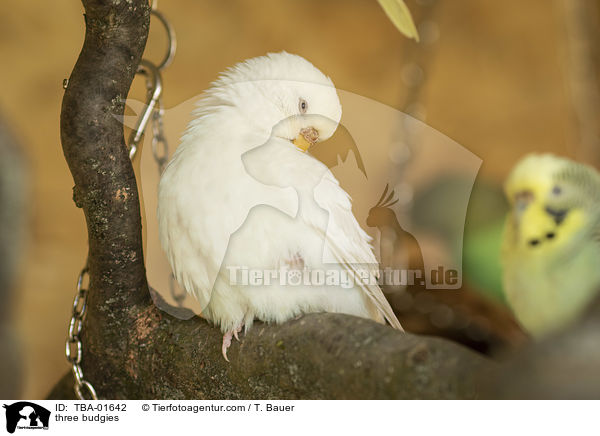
[
  {"left": 233, "top": 325, "right": 242, "bottom": 342},
  {"left": 222, "top": 324, "right": 244, "bottom": 361},
  {"left": 222, "top": 332, "right": 233, "bottom": 362}
]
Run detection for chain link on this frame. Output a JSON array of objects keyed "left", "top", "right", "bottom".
[
  {"left": 65, "top": 2, "right": 176, "bottom": 400},
  {"left": 151, "top": 97, "right": 169, "bottom": 174},
  {"left": 65, "top": 264, "right": 98, "bottom": 400}
]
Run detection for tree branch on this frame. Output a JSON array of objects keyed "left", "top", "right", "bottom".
[
  {"left": 49, "top": 312, "right": 492, "bottom": 399},
  {"left": 60, "top": 0, "right": 152, "bottom": 396},
  {"left": 61, "top": 0, "right": 151, "bottom": 311}
]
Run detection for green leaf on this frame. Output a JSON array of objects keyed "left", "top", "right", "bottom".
[{"left": 377, "top": 0, "right": 419, "bottom": 41}]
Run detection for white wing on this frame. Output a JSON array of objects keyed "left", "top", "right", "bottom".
[{"left": 311, "top": 171, "right": 404, "bottom": 330}]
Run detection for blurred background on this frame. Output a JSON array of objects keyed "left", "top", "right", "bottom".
[{"left": 1, "top": 0, "right": 599, "bottom": 399}]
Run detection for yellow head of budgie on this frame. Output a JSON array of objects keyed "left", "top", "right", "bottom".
[
  {"left": 502, "top": 153, "right": 600, "bottom": 337},
  {"left": 504, "top": 154, "right": 590, "bottom": 254}
]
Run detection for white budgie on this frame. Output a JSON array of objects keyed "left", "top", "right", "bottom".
[{"left": 158, "top": 52, "right": 402, "bottom": 360}]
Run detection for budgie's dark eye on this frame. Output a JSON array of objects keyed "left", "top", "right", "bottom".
[
  {"left": 552, "top": 185, "right": 562, "bottom": 196},
  {"left": 299, "top": 98, "right": 308, "bottom": 114}
]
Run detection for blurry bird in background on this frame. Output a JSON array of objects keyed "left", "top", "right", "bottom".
[
  {"left": 158, "top": 52, "right": 403, "bottom": 360},
  {"left": 502, "top": 154, "right": 600, "bottom": 337}
]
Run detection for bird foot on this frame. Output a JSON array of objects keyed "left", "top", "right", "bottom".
[{"left": 222, "top": 324, "right": 244, "bottom": 362}]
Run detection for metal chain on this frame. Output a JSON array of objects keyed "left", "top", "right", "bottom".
[
  {"left": 151, "top": 97, "right": 169, "bottom": 174},
  {"left": 65, "top": 2, "right": 176, "bottom": 400},
  {"left": 65, "top": 263, "right": 98, "bottom": 400}
]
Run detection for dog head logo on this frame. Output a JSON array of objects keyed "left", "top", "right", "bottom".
[{"left": 3, "top": 402, "right": 50, "bottom": 434}]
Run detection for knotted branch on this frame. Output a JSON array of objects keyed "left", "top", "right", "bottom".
[{"left": 60, "top": 0, "right": 152, "bottom": 396}]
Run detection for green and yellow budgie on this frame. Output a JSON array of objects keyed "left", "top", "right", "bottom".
[{"left": 502, "top": 154, "right": 600, "bottom": 337}]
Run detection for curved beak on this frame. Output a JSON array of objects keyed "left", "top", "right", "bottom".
[{"left": 293, "top": 127, "right": 319, "bottom": 152}]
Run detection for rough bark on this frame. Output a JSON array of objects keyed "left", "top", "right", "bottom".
[
  {"left": 52, "top": 0, "right": 494, "bottom": 400},
  {"left": 59, "top": 0, "right": 153, "bottom": 398},
  {"left": 49, "top": 312, "right": 492, "bottom": 399}
]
